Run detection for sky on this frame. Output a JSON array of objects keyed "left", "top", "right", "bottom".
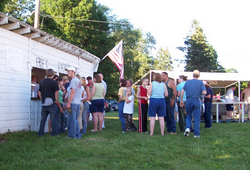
[{"left": 97, "top": 0, "right": 250, "bottom": 73}]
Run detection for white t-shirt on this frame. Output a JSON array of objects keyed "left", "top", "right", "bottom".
[
  {"left": 225, "top": 88, "right": 234, "bottom": 103},
  {"left": 82, "top": 87, "right": 88, "bottom": 101},
  {"left": 123, "top": 95, "right": 134, "bottom": 114},
  {"left": 80, "top": 86, "right": 84, "bottom": 101}
]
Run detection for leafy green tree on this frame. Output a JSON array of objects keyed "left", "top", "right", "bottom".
[
  {"left": 0, "top": 0, "right": 10, "bottom": 12},
  {"left": 153, "top": 46, "right": 173, "bottom": 70},
  {"left": 178, "top": 20, "right": 224, "bottom": 72},
  {"left": 3, "top": 0, "right": 35, "bottom": 22},
  {"left": 27, "top": 12, "right": 65, "bottom": 37},
  {"left": 132, "top": 32, "right": 156, "bottom": 81},
  {"left": 38, "top": 0, "right": 112, "bottom": 57}
]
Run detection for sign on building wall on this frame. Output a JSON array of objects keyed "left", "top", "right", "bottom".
[
  {"left": 36, "top": 57, "right": 49, "bottom": 70},
  {"left": 6, "top": 46, "right": 23, "bottom": 71}
]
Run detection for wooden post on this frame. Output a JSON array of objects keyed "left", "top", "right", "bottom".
[{"left": 34, "top": 0, "right": 40, "bottom": 29}]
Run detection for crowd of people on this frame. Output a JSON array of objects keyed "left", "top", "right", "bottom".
[
  {"left": 37, "top": 68, "right": 250, "bottom": 139},
  {"left": 117, "top": 70, "right": 215, "bottom": 138},
  {"left": 37, "top": 67, "right": 107, "bottom": 139}
]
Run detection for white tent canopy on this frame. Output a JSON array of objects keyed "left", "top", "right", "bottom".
[{"left": 134, "top": 70, "right": 250, "bottom": 97}]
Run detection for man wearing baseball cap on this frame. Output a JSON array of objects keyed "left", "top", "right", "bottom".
[{"left": 65, "top": 66, "right": 82, "bottom": 139}]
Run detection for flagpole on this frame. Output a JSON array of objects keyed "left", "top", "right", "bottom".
[
  {"left": 99, "top": 54, "right": 108, "bottom": 63},
  {"left": 93, "top": 52, "right": 109, "bottom": 72}
]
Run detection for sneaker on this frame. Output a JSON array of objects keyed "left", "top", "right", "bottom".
[
  {"left": 194, "top": 135, "right": 200, "bottom": 138},
  {"left": 184, "top": 128, "right": 190, "bottom": 137},
  {"left": 122, "top": 131, "right": 125, "bottom": 133},
  {"left": 145, "top": 131, "right": 148, "bottom": 134}
]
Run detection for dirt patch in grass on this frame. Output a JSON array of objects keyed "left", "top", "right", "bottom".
[{"left": 0, "top": 136, "right": 7, "bottom": 144}]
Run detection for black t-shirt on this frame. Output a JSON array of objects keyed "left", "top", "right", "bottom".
[{"left": 39, "top": 78, "right": 59, "bottom": 104}]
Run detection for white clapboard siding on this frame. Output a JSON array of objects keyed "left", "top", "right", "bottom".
[
  {"left": 0, "top": 100, "right": 30, "bottom": 107},
  {"left": 0, "top": 28, "right": 31, "bottom": 134},
  {"left": 0, "top": 120, "right": 29, "bottom": 129},
  {"left": 0, "top": 107, "right": 29, "bottom": 114},
  {"left": 0, "top": 28, "right": 29, "bottom": 48},
  {"left": 0, "top": 113, "right": 29, "bottom": 121},
  {"left": 0, "top": 79, "right": 29, "bottom": 88},
  {"left": 0, "top": 93, "right": 30, "bottom": 100},
  {"left": 0, "top": 126, "right": 30, "bottom": 134},
  {"left": 0, "top": 57, "right": 5, "bottom": 66},
  {"left": 0, "top": 86, "right": 29, "bottom": 94},
  {"left": 1, "top": 74, "right": 29, "bottom": 81},
  {"left": 79, "top": 59, "right": 93, "bottom": 77},
  {"left": 0, "top": 43, "right": 6, "bottom": 50}
]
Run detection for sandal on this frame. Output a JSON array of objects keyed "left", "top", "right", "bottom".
[{"left": 90, "top": 129, "right": 97, "bottom": 132}]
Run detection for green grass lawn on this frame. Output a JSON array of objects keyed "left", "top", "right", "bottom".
[{"left": 1, "top": 110, "right": 250, "bottom": 170}]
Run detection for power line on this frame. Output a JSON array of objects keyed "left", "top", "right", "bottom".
[
  {"left": 40, "top": 13, "right": 130, "bottom": 25},
  {"left": 70, "top": 22, "right": 110, "bottom": 33}
]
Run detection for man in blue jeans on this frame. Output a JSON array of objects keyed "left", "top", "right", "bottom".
[
  {"left": 38, "top": 69, "right": 59, "bottom": 137},
  {"left": 65, "top": 66, "right": 82, "bottom": 139},
  {"left": 161, "top": 72, "right": 177, "bottom": 134},
  {"left": 180, "top": 70, "right": 206, "bottom": 138}
]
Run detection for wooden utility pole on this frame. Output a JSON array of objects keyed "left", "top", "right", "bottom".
[{"left": 34, "top": 0, "right": 40, "bottom": 29}]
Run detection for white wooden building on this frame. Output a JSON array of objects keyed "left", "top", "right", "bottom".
[{"left": 0, "top": 12, "right": 100, "bottom": 134}]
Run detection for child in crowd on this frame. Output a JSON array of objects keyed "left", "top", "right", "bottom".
[
  {"left": 123, "top": 87, "right": 137, "bottom": 132},
  {"left": 136, "top": 78, "right": 149, "bottom": 133}
]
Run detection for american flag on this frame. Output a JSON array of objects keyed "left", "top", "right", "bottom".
[{"left": 105, "top": 40, "right": 124, "bottom": 79}]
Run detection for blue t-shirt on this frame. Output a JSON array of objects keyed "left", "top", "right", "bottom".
[
  {"left": 67, "top": 77, "right": 81, "bottom": 104},
  {"left": 151, "top": 81, "right": 165, "bottom": 98},
  {"left": 176, "top": 81, "right": 186, "bottom": 102},
  {"left": 204, "top": 87, "right": 213, "bottom": 103},
  {"left": 183, "top": 79, "right": 205, "bottom": 99}
]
